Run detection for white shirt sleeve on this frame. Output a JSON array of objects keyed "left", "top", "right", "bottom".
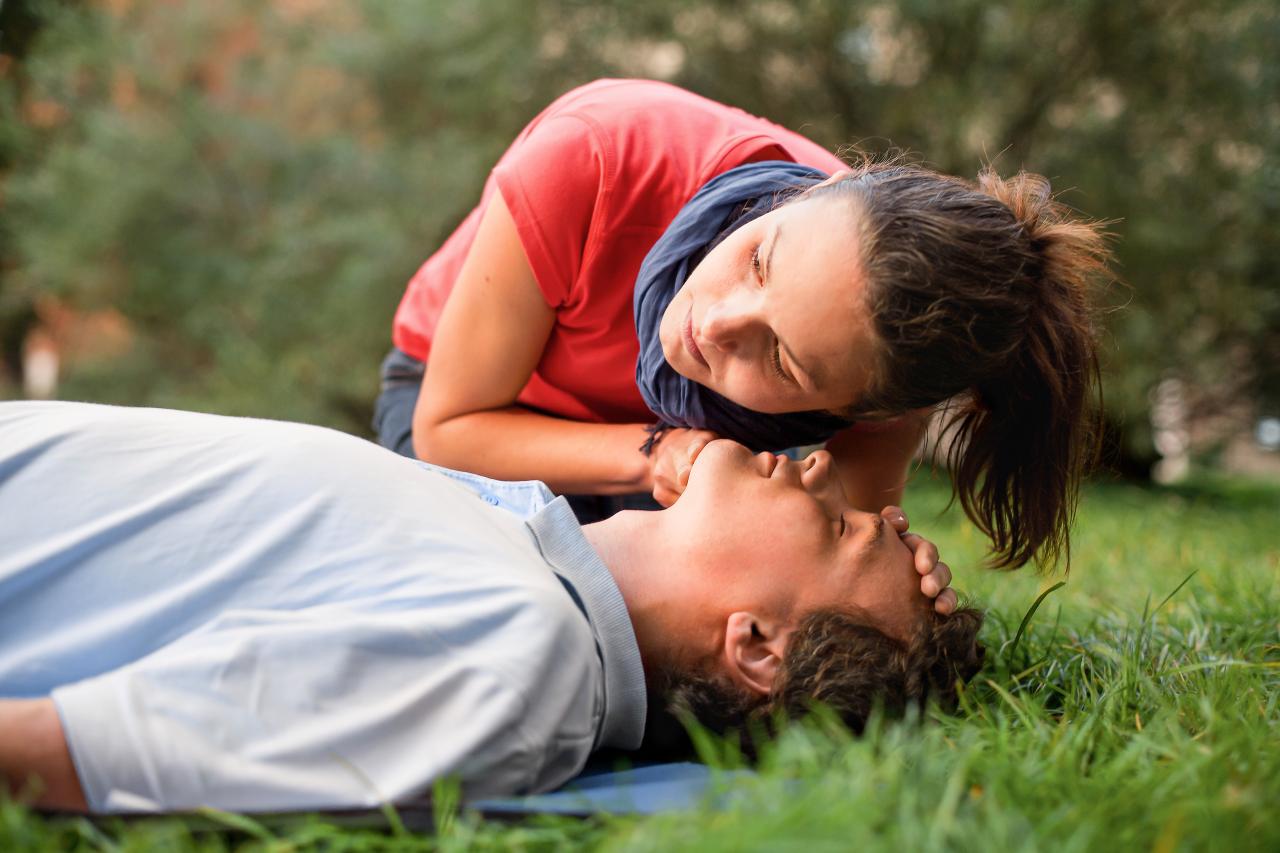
[{"left": 53, "top": 604, "right": 553, "bottom": 813}]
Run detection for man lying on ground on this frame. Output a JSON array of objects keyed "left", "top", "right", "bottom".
[{"left": 0, "top": 402, "right": 983, "bottom": 814}]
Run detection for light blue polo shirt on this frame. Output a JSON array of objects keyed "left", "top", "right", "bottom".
[{"left": 0, "top": 402, "right": 646, "bottom": 813}]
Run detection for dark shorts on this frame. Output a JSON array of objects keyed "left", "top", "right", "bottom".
[{"left": 372, "top": 347, "right": 660, "bottom": 524}]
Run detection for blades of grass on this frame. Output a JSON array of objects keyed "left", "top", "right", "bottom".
[
  {"left": 926, "top": 752, "right": 974, "bottom": 849},
  {"left": 1012, "top": 658, "right": 1053, "bottom": 681},
  {"left": 982, "top": 678, "right": 1042, "bottom": 731},
  {"left": 432, "top": 775, "right": 461, "bottom": 839},
  {"left": 330, "top": 750, "right": 409, "bottom": 838},
  {"left": 1009, "top": 581, "right": 1067, "bottom": 661},
  {"left": 70, "top": 817, "right": 121, "bottom": 853},
  {"left": 1153, "top": 569, "right": 1199, "bottom": 616},
  {"left": 1165, "top": 660, "right": 1257, "bottom": 675},
  {"left": 193, "top": 807, "right": 274, "bottom": 843},
  {"left": 377, "top": 798, "right": 409, "bottom": 839}
]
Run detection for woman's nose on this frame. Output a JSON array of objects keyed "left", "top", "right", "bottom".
[{"left": 700, "top": 293, "right": 763, "bottom": 353}]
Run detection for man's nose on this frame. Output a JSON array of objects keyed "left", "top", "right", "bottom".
[
  {"left": 802, "top": 449, "right": 851, "bottom": 510},
  {"left": 803, "top": 450, "right": 835, "bottom": 483}
]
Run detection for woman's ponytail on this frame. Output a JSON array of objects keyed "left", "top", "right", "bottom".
[
  {"left": 820, "top": 162, "right": 1112, "bottom": 570},
  {"left": 957, "top": 171, "right": 1108, "bottom": 569}
]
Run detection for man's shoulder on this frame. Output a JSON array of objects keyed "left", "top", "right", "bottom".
[
  {"left": 418, "top": 464, "right": 555, "bottom": 519},
  {"left": 439, "top": 570, "right": 600, "bottom": 742},
  {"left": 0, "top": 400, "right": 379, "bottom": 458}
]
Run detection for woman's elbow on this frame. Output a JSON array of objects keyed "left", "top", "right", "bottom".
[
  {"left": 412, "top": 412, "right": 477, "bottom": 469},
  {"left": 411, "top": 414, "right": 445, "bottom": 464}
]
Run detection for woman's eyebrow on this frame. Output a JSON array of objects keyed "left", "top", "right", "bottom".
[{"left": 763, "top": 223, "right": 782, "bottom": 282}]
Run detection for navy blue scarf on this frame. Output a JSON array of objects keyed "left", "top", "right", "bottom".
[{"left": 634, "top": 161, "right": 855, "bottom": 452}]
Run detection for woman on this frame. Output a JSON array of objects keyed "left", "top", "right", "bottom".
[{"left": 375, "top": 79, "right": 1109, "bottom": 571}]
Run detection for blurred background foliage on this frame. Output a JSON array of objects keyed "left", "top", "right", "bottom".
[{"left": 0, "top": 0, "right": 1276, "bottom": 475}]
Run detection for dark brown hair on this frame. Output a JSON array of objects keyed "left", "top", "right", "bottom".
[
  {"left": 804, "top": 161, "right": 1111, "bottom": 570},
  {"left": 664, "top": 606, "right": 985, "bottom": 748}
]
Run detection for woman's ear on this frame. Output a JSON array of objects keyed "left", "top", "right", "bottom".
[
  {"left": 816, "top": 168, "right": 854, "bottom": 187},
  {"left": 721, "top": 611, "right": 793, "bottom": 697}
]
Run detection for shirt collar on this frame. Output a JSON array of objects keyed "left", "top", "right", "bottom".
[{"left": 525, "top": 496, "right": 647, "bottom": 750}]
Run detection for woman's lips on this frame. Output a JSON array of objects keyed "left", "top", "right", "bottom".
[{"left": 683, "top": 308, "right": 709, "bottom": 368}]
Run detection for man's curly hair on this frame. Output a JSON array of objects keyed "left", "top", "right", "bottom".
[{"left": 663, "top": 605, "right": 985, "bottom": 744}]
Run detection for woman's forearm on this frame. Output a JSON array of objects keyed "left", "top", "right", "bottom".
[
  {"left": 826, "top": 416, "right": 928, "bottom": 512},
  {"left": 407, "top": 192, "right": 654, "bottom": 496},
  {"left": 416, "top": 407, "right": 654, "bottom": 495}
]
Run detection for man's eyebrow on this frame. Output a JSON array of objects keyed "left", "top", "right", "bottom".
[{"left": 766, "top": 225, "right": 826, "bottom": 391}]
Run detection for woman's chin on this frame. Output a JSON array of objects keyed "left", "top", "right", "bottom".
[
  {"left": 662, "top": 348, "right": 694, "bottom": 380},
  {"left": 657, "top": 327, "right": 688, "bottom": 375}
]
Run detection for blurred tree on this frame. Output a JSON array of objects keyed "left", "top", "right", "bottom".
[
  {"left": 0, "top": 0, "right": 76, "bottom": 389},
  {"left": 0, "top": 1, "right": 573, "bottom": 428},
  {"left": 1, "top": 0, "right": 1275, "bottom": 464}
]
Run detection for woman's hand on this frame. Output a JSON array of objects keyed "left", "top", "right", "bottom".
[
  {"left": 881, "top": 506, "right": 957, "bottom": 615},
  {"left": 649, "top": 428, "right": 719, "bottom": 506}
]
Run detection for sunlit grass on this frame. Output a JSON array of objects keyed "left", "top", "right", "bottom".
[{"left": 4, "top": 476, "right": 1278, "bottom": 851}]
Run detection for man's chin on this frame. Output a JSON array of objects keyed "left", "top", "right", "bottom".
[
  {"left": 694, "top": 439, "right": 752, "bottom": 474},
  {"left": 682, "top": 441, "right": 729, "bottom": 489}
]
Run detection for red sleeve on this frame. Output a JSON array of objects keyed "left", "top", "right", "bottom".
[{"left": 492, "top": 114, "right": 608, "bottom": 309}]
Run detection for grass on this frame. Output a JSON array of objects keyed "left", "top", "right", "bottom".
[{"left": 4, "top": 474, "right": 1278, "bottom": 851}]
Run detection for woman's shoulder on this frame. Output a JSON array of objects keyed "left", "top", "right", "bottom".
[
  {"left": 544, "top": 78, "right": 743, "bottom": 120},
  {"left": 518, "top": 79, "right": 838, "bottom": 203}
]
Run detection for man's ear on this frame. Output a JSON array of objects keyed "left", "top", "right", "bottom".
[{"left": 721, "top": 611, "right": 793, "bottom": 698}]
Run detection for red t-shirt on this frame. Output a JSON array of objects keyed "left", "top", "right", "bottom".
[{"left": 391, "top": 78, "right": 846, "bottom": 424}]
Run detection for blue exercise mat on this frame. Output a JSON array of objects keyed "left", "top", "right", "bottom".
[
  {"left": 469, "top": 762, "right": 751, "bottom": 817},
  {"left": 90, "top": 762, "right": 746, "bottom": 833}
]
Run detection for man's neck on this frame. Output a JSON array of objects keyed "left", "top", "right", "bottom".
[{"left": 580, "top": 510, "right": 711, "bottom": 677}]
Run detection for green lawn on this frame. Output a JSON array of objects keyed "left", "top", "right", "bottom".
[{"left": 4, "top": 475, "right": 1278, "bottom": 852}]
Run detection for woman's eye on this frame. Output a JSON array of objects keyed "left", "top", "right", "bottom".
[
  {"left": 771, "top": 341, "right": 790, "bottom": 382},
  {"left": 750, "top": 246, "right": 764, "bottom": 281}
]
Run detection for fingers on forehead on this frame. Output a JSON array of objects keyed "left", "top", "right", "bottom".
[
  {"left": 935, "top": 588, "right": 958, "bottom": 614},
  {"left": 914, "top": 542, "right": 940, "bottom": 574}
]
